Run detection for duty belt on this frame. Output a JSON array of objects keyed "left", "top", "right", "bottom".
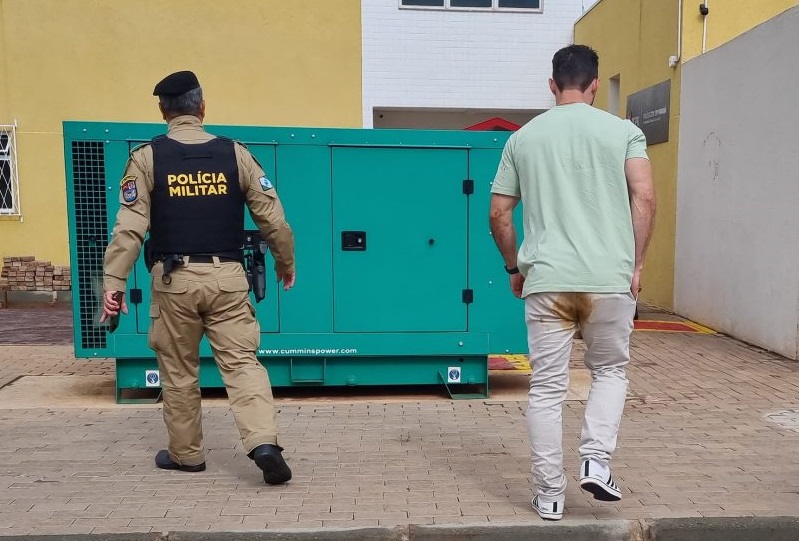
[{"left": 155, "top": 251, "right": 244, "bottom": 285}]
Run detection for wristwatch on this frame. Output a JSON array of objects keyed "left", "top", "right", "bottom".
[{"left": 504, "top": 265, "right": 520, "bottom": 275}]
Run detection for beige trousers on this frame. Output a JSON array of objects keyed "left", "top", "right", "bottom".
[
  {"left": 148, "top": 258, "right": 278, "bottom": 467},
  {"left": 524, "top": 292, "right": 636, "bottom": 502}
]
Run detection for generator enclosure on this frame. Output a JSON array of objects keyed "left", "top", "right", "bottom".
[{"left": 64, "top": 121, "right": 526, "bottom": 400}]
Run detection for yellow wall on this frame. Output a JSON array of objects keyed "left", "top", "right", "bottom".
[
  {"left": 682, "top": 0, "right": 799, "bottom": 61},
  {"left": 575, "top": 0, "right": 681, "bottom": 310},
  {"left": 0, "top": 0, "right": 362, "bottom": 266},
  {"left": 574, "top": 0, "right": 797, "bottom": 310}
]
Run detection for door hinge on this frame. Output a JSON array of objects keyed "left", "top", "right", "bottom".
[
  {"left": 462, "top": 289, "right": 474, "bottom": 304},
  {"left": 129, "top": 288, "right": 143, "bottom": 305},
  {"left": 462, "top": 179, "right": 474, "bottom": 195}
]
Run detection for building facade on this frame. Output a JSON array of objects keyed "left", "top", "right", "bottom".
[
  {"left": 576, "top": 0, "right": 799, "bottom": 358},
  {"left": 362, "top": 0, "right": 586, "bottom": 129}
]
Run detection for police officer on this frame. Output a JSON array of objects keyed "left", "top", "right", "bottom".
[{"left": 100, "top": 70, "right": 295, "bottom": 485}]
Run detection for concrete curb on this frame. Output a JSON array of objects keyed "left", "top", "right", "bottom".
[
  {"left": 3, "top": 518, "right": 799, "bottom": 541},
  {"left": 645, "top": 516, "right": 799, "bottom": 541},
  {"left": 169, "top": 528, "right": 407, "bottom": 541},
  {"left": 0, "top": 533, "right": 167, "bottom": 541},
  {"left": 410, "top": 520, "right": 638, "bottom": 541}
]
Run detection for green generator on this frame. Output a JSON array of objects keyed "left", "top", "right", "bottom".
[{"left": 64, "top": 121, "right": 526, "bottom": 401}]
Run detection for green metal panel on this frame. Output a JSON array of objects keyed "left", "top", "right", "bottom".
[
  {"left": 65, "top": 122, "right": 508, "bottom": 150},
  {"left": 466, "top": 148, "right": 528, "bottom": 354},
  {"left": 273, "top": 144, "right": 333, "bottom": 333},
  {"left": 331, "top": 146, "right": 469, "bottom": 332}
]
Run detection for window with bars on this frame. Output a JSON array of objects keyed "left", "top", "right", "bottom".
[
  {"left": 400, "top": 0, "right": 541, "bottom": 11},
  {"left": 0, "top": 124, "right": 21, "bottom": 216}
]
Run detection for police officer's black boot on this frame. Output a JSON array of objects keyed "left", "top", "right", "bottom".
[
  {"left": 249, "top": 444, "right": 292, "bottom": 485},
  {"left": 154, "top": 450, "right": 206, "bottom": 472}
]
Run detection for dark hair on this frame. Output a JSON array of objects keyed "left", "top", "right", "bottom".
[
  {"left": 159, "top": 87, "right": 203, "bottom": 116},
  {"left": 552, "top": 45, "right": 599, "bottom": 92}
]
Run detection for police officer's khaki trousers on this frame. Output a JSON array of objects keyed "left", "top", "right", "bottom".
[
  {"left": 149, "top": 259, "right": 278, "bottom": 467},
  {"left": 524, "top": 292, "right": 636, "bottom": 503}
]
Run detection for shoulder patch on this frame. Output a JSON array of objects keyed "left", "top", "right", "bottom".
[
  {"left": 121, "top": 176, "right": 138, "bottom": 203},
  {"left": 120, "top": 174, "right": 136, "bottom": 187},
  {"left": 258, "top": 175, "right": 274, "bottom": 191}
]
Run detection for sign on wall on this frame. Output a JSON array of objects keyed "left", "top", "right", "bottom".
[{"left": 626, "top": 80, "right": 671, "bottom": 145}]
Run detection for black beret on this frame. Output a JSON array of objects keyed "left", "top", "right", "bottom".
[{"left": 152, "top": 70, "right": 200, "bottom": 97}]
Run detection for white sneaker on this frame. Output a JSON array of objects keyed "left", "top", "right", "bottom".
[
  {"left": 579, "top": 459, "right": 622, "bottom": 501},
  {"left": 532, "top": 495, "right": 564, "bottom": 520}
]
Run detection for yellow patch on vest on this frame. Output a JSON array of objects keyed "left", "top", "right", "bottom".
[{"left": 166, "top": 171, "right": 229, "bottom": 197}]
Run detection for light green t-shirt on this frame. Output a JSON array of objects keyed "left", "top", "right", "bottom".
[{"left": 491, "top": 103, "right": 648, "bottom": 296}]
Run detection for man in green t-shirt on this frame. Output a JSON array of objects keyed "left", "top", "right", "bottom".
[{"left": 489, "top": 44, "right": 656, "bottom": 521}]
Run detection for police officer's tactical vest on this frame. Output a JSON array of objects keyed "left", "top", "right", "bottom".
[{"left": 150, "top": 135, "right": 244, "bottom": 256}]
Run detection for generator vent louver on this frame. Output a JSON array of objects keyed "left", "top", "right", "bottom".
[{"left": 71, "top": 141, "right": 108, "bottom": 349}]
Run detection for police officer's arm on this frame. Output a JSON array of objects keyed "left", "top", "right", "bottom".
[
  {"left": 103, "top": 150, "right": 152, "bottom": 294},
  {"left": 235, "top": 144, "right": 295, "bottom": 281}
]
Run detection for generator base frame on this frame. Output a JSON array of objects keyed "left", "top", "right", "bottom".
[{"left": 115, "top": 355, "right": 489, "bottom": 403}]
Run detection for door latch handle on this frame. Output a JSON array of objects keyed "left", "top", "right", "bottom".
[{"left": 341, "top": 231, "right": 366, "bottom": 251}]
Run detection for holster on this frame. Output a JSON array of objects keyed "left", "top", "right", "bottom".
[
  {"left": 143, "top": 239, "right": 156, "bottom": 272},
  {"left": 242, "top": 230, "right": 267, "bottom": 303},
  {"left": 160, "top": 254, "right": 184, "bottom": 285}
]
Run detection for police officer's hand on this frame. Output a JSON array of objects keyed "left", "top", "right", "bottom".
[
  {"left": 510, "top": 273, "right": 525, "bottom": 298},
  {"left": 278, "top": 270, "right": 295, "bottom": 291},
  {"left": 100, "top": 291, "right": 128, "bottom": 322}
]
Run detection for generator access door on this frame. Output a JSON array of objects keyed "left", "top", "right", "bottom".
[{"left": 331, "top": 146, "right": 469, "bottom": 333}]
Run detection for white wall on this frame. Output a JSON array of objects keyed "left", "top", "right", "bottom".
[
  {"left": 361, "top": 0, "right": 586, "bottom": 127},
  {"left": 675, "top": 5, "right": 799, "bottom": 360}
]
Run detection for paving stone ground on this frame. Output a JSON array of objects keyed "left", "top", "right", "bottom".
[{"left": 0, "top": 303, "right": 798, "bottom": 535}]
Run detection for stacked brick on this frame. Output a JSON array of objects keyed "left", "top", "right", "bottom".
[{"left": 1, "top": 256, "right": 71, "bottom": 292}]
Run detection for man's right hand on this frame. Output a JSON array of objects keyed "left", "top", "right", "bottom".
[
  {"left": 626, "top": 157, "right": 655, "bottom": 299},
  {"left": 510, "top": 273, "right": 525, "bottom": 298},
  {"left": 278, "top": 270, "right": 295, "bottom": 291},
  {"left": 631, "top": 268, "right": 643, "bottom": 299},
  {"left": 100, "top": 291, "right": 128, "bottom": 323}
]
